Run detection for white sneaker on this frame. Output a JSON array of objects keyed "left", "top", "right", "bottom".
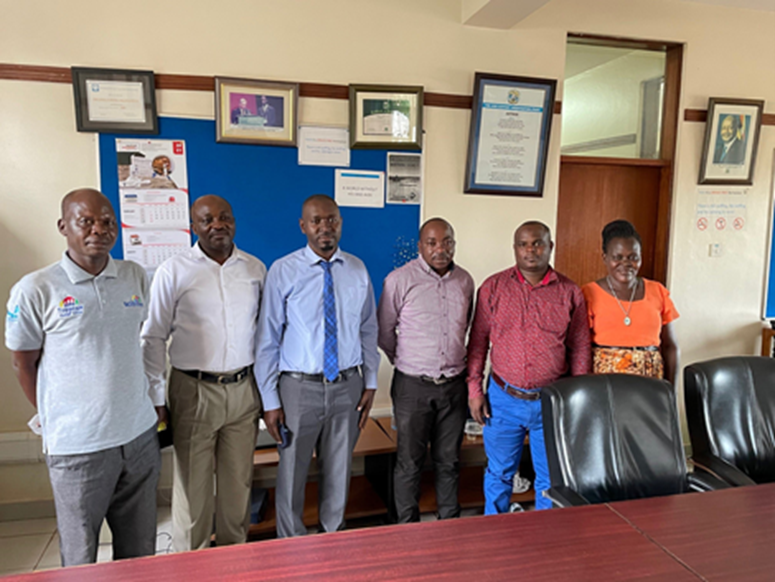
[
  {"left": 509, "top": 502, "right": 525, "bottom": 513},
  {"left": 512, "top": 472, "right": 531, "bottom": 494}
]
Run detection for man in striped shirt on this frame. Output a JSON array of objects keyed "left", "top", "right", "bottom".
[{"left": 378, "top": 218, "right": 474, "bottom": 523}]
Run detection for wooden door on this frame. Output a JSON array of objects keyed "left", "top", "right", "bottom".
[{"left": 554, "top": 157, "right": 669, "bottom": 286}]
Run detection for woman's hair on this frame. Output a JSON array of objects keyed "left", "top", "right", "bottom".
[{"left": 602, "top": 220, "right": 642, "bottom": 253}]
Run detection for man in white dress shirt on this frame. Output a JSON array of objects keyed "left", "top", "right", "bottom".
[{"left": 142, "top": 195, "right": 266, "bottom": 551}]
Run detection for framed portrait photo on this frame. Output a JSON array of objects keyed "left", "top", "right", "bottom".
[
  {"left": 349, "top": 84, "right": 423, "bottom": 150},
  {"left": 215, "top": 77, "right": 299, "bottom": 146},
  {"left": 71, "top": 67, "right": 158, "bottom": 134},
  {"left": 698, "top": 98, "right": 764, "bottom": 185},
  {"left": 464, "top": 72, "right": 556, "bottom": 197}
]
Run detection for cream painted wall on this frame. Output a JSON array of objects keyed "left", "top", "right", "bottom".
[
  {"left": 562, "top": 50, "right": 666, "bottom": 157},
  {"left": 0, "top": 0, "right": 774, "bottom": 504}
]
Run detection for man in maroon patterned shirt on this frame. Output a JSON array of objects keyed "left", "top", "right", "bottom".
[{"left": 467, "top": 221, "right": 591, "bottom": 512}]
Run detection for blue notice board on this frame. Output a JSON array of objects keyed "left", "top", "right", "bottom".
[
  {"left": 99, "top": 116, "right": 420, "bottom": 301},
  {"left": 765, "top": 206, "right": 775, "bottom": 319}
]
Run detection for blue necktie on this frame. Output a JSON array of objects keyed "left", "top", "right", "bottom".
[{"left": 321, "top": 261, "right": 338, "bottom": 382}]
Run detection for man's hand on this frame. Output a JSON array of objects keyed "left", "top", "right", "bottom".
[
  {"left": 155, "top": 406, "right": 168, "bottom": 428},
  {"left": 356, "top": 389, "right": 376, "bottom": 430},
  {"left": 469, "top": 395, "right": 490, "bottom": 426},
  {"left": 263, "top": 408, "right": 285, "bottom": 443}
]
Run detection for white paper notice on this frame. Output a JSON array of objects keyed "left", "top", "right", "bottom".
[
  {"left": 116, "top": 139, "right": 191, "bottom": 272},
  {"left": 386, "top": 153, "right": 422, "bottom": 205},
  {"left": 335, "top": 170, "right": 385, "bottom": 208},
  {"left": 86, "top": 80, "right": 146, "bottom": 123},
  {"left": 298, "top": 126, "right": 351, "bottom": 167},
  {"left": 475, "top": 85, "right": 547, "bottom": 188},
  {"left": 695, "top": 188, "right": 748, "bottom": 232},
  {"left": 122, "top": 229, "right": 191, "bottom": 272},
  {"left": 120, "top": 190, "right": 189, "bottom": 229}
]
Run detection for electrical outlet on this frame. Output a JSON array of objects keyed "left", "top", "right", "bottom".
[{"left": 709, "top": 243, "right": 722, "bottom": 258}]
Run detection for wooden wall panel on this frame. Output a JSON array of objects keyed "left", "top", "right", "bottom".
[{"left": 555, "top": 162, "right": 663, "bottom": 286}]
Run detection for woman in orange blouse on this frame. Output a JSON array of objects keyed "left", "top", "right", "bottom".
[{"left": 582, "top": 220, "right": 680, "bottom": 384}]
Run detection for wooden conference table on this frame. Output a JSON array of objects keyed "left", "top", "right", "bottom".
[{"left": 4, "top": 484, "right": 773, "bottom": 581}]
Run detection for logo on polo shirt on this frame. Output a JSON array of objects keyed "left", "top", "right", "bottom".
[
  {"left": 123, "top": 295, "right": 144, "bottom": 308},
  {"left": 6, "top": 305, "right": 19, "bottom": 323},
  {"left": 57, "top": 296, "right": 84, "bottom": 318}
]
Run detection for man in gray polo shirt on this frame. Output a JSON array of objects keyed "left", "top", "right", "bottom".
[{"left": 5, "top": 188, "right": 162, "bottom": 566}]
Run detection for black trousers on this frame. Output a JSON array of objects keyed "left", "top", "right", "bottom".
[{"left": 392, "top": 369, "right": 468, "bottom": 523}]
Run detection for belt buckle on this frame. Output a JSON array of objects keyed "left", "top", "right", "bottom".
[
  {"left": 432, "top": 376, "right": 447, "bottom": 385},
  {"left": 217, "top": 374, "right": 229, "bottom": 385}
]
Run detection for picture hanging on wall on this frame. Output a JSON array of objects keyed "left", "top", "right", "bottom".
[
  {"left": 71, "top": 67, "right": 158, "bottom": 134},
  {"left": 698, "top": 97, "right": 764, "bottom": 185},
  {"left": 215, "top": 77, "right": 299, "bottom": 146},
  {"left": 349, "top": 84, "right": 423, "bottom": 150},
  {"left": 464, "top": 72, "right": 556, "bottom": 197}
]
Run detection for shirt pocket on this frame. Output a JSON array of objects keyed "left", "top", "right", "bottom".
[
  {"left": 534, "top": 298, "right": 570, "bottom": 335},
  {"left": 345, "top": 283, "right": 368, "bottom": 319}
]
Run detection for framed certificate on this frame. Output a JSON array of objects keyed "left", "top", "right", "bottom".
[
  {"left": 698, "top": 98, "right": 764, "bottom": 186},
  {"left": 71, "top": 67, "right": 158, "bottom": 134},
  {"left": 464, "top": 73, "right": 557, "bottom": 197},
  {"left": 349, "top": 84, "right": 423, "bottom": 150},
  {"left": 215, "top": 77, "right": 299, "bottom": 146}
]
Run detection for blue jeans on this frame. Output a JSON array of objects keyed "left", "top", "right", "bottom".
[{"left": 483, "top": 376, "right": 551, "bottom": 513}]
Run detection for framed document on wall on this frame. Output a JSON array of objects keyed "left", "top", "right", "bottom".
[
  {"left": 71, "top": 67, "right": 158, "bottom": 134},
  {"left": 464, "top": 73, "right": 556, "bottom": 197},
  {"left": 698, "top": 97, "right": 764, "bottom": 186},
  {"left": 349, "top": 84, "right": 423, "bottom": 150},
  {"left": 215, "top": 77, "right": 299, "bottom": 146}
]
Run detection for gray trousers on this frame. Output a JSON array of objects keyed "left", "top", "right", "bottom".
[
  {"left": 46, "top": 424, "right": 161, "bottom": 567},
  {"left": 275, "top": 371, "right": 363, "bottom": 538},
  {"left": 392, "top": 370, "right": 468, "bottom": 522}
]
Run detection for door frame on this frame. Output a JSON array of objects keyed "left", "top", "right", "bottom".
[{"left": 564, "top": 33, "right": 684, "bottom": 283}]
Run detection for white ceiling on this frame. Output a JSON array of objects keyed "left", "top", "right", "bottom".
[{"left": 462, "top": 0, "right": 775, "bottom": 29}]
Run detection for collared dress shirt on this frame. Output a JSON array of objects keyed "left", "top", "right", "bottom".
[
  {"left": 255, "top": 245, "right": 380, "bottom": 411},
  {"left": 466, "top": 266, "right": 591, "bottom": 399},
  {"left": 378, "top": 257, "right": 474, "bottom": 378},
  {"left": 141, "top": 243, "right": 266, "bottom": 399},
  {"left": 5, "top": 253, "right": 157, "bottom": 455}
]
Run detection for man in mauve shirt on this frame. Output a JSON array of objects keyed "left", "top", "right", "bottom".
[
  {"left": 378, "top": 218, "right": 474, "bottom": 523},
  {"left": 467, "top": 221, "right": 591, "bottom": 513}
]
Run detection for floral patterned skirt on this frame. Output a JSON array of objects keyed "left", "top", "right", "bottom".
[{"left": 592, "top": 346, "right": 664, "bottom": 379}]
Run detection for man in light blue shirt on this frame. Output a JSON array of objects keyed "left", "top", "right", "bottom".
[{"left": 256, "top": 194, "right": 379, "bottom": 537}]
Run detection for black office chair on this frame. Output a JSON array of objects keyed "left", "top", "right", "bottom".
[
  {"left": 541, "top": 373, "right": 725, "bottom": 508},
  {"left": 684, "top": 356, "right": 775, "bottom": 486}
]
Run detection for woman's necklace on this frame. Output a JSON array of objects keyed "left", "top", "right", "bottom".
[{"left": 606, "top": 276, "right": 639, "bottom": 326}]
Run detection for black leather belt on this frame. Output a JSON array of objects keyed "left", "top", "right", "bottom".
[
  {"left": 491, "top": 372, "right": 541, "bottom": 401},
  {"left": 284, "top": 366, "right": 360, "bottom": 384},
  {"left": 180, "top": 366, "right": 251, "bottom": 385}
]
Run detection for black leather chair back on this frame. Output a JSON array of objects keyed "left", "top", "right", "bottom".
[
  {"left": 542, "top": 374, "right": 687, "bottom": 504},
  {"left": 684, "top": 356, "right": 775, "bottom": 484}
]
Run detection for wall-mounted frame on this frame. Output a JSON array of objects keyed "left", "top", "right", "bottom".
[
  {"left": 215, "top": 77, "right": 298, "bottom": 146},
  {"left": 349, "top": 84, "right": 423, "bottom": 150},
  {"left": 71, "top": 67, "right": 158, "bottom": 134},
  {"left": 464, "top": 72, "right": 556, "bottom": 197},
  {"left": 698, "top": 97, "right": 764, "bottom": 185}
]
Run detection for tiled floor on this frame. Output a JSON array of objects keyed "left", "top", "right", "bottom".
[{"left": 0, "top": 506, "right": 173, "bottom": 577}]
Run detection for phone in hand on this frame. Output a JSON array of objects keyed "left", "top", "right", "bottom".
[{"left": 278, "top": 423, "right": 292, "bottom": 449}]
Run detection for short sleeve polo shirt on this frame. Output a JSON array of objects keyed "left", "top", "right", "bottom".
[{"left": 5, "top": 253, "right": 157, "bottom": 455}]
